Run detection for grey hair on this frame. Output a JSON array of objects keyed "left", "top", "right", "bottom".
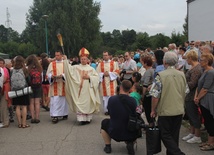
[
  {"left": 163, "top": 52, "right": 178, "bottom": 66},
  {"left": 203, "top": 45, "right": 213, "bottom": 53},
  {"left": 172, "top": 43, "right": 177, "bottom": 48}
]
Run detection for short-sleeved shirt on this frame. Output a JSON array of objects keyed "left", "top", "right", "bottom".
[
  {"left": 185, "top": 64, "right": 202, "bottom": 101},
  {"left": 123, "top": 59, "right": 137, "bottom": 79},
  {"left": 141, "top": 68, "right": 154, "bottom": 87},
  {"left": 198, "top": 69, "right": 214, "bottom": 93},
  {"left": 198, "top": 69, "right": 214, "bottom": 118},
  {"left": 130, "top": 92, "right": 141, "bottom": 106}
]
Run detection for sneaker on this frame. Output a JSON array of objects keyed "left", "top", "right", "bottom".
[
  {"left": 0, "top": 123, "right": 4, "bottom": 128},
  {"left": 103, "top": 146, "right": 111, "bottom": 154},
  {"left": 187, "top": 136, "right": 202, "bottom": 144},
  {"left": 126, "top": 142, "right": 135, "bottom": 155},
  {"left": 182, "top": 134, "right": 194, "bottom": 141}
]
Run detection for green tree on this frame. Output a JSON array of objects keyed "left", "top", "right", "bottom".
[
  {"left": 135, "top": 32, "right": 151, "bottom": 50},
  {"left": 183, "top": 15, "right": 188, "bottom": 40},
  {"left": 0, "top": 25, "right": 20, "bottom": 43},
  {"left": 111, "top": 29, "right": 122, "bottom": 49},
  {"left": 171, "top": 30, "right": 185, "bottom": 47},
  {"left": 100, "top": 32, "right": 113, "bottom": 47},
  {"left": 18, "top": 42, "right": 37, "bottom": 57},
  {"left": 7, "top": 28, "right": 20, "bottom": 42},
  {"left": 0, "top": 25, "right": 9, "bottom": 43},
  {"left": 121, "top": 29, "right": 136, "bottom": 50},
  {"left": 2, "top": 42, "right": 19, "bottom": 58},
  {"left": 24, "top": 0, "right": 101, "bottom": 57},
  {"left": 150, "top": 33, "right": 170, "bottom": 49}
]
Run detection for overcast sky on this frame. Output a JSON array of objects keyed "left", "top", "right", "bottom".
[{"left": 0, "top": 0, "right": 187, "bottom": 36}]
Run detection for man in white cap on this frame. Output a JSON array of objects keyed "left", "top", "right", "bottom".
[{"left": 64, "top": 47, "right": 100, "bottom": 125}]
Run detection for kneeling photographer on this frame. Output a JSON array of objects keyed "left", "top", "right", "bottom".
[{"left": 100, "top": 80, "right": 145, "bottom": 155}]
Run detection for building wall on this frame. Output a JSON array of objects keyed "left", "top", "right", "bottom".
[{"left": 188, "top": 0, "right": 214, "bottom": 41}]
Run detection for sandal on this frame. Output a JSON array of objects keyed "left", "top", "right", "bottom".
[
  {"left": 52, "top": 117, "right": 58, "bottom": 124},
  {"left": 199, "top": 142, "right": 209, "bottom": 147},
  {"left": 31, "top": 119, "right": 36, "bottom": 123},
  {"left": 22, "top": 124, "right": 30, "bottom": 128},
  {"left": 35, "top": 119, "right": 40, "bottom": 123},
  {"left": 18, "top": 124, "right": 22, "bottom": 128},
  {"left": 200, "top": 144, "right": 214, "bottom": 151}
]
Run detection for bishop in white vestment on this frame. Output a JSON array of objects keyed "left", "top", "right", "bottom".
[{"left": 64, "top": 48, "right": 100, "bottom": 125}]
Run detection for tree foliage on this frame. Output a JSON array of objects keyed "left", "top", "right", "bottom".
[
  {"left": 0, "top": 25, "right": 20, "bottom": 43},
  {"left": 24, "top": 0, "right": 101, "bottom": 57},
  {"left": 183, "top": 15, "right": 188, "bottom": 40}
]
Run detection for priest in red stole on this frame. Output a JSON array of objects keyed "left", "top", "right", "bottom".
[{"left": 46, "top": 51, "right": 69, "bottom": 123}]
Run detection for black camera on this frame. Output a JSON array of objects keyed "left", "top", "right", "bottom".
[{"left": 120, "top": 69, "right": 126, "bottom": 75}]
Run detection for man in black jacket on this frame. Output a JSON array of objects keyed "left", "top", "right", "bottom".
[{"left": 101, "top": 80, "right": 137, "bottom": 155}]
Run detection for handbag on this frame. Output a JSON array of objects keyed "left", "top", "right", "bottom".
[
  {"left": 146, "top": 118, "right": 161, "bottom": 155},
  {"left": 8, "top": 86, "right": 33, "bottom": 98}
]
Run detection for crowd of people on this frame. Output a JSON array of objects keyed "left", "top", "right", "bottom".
[{"left": 0, "top": 40, "right": 214, "bottom": 154}]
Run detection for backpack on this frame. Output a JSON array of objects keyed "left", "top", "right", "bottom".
[
  {"left": 30, "top": 68, "right": 42, "bottom": 88},
  {"left": 11, "top": 69, "right": 27, "bottom": 91}
]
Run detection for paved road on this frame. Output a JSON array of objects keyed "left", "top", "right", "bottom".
[{"left": 0, "top": 109, "right": 213, "bottom": 155}]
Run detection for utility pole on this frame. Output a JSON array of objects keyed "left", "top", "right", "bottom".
[
  {"left": 5, "top": 7, "right": 12, "bottom": 41},
  {"left": 42, "top": 15, "right": 49, "bottom": 56},
  {"left": 5, "top": 7, "right": 12, "bottom": 28}
]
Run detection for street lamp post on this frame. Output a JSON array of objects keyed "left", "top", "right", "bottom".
[{"left": 42, "top": 15, "right": 49, "bottom": 56}]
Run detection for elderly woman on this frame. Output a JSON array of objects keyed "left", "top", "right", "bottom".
[
  {"left": 194, "top": 53, "right": 214, "bottom": 151},
  {"left": 141, "top": 55, "right": 154, "bottom": 123},
  {"left": 182, "top": 51, "right": 203, "bottom": 144},
  {"left": 150, "top": 52, "right": 186, "bottom": 155}
]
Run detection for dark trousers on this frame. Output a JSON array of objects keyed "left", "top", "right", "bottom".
[
  {"left": 158, "top": 115, "right": 185, "bottom": 155},
  {"left": 143, "top": 96, "right": 152, "bottom": 123},
  {"left": 200, "top": 105, "right": 214, "bottom": 136}
]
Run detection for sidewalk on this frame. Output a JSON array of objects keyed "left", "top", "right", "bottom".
[{"left": 0, "top": 109, "right": 213, "bottom": 155}]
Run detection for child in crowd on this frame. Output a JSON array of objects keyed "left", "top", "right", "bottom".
[
  {"left": 130, "top": 83, "right": 143, "bottom": 114},
  {"left": 131, "top": 72, "right": 142, "bottom": 91},
  {"left": 130, "top": 72, "right": 142, "bottom": 112}
]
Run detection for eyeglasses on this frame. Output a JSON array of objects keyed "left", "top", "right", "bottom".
[{"left": 125, "top": 55, "right": 129, "bottom": 57}]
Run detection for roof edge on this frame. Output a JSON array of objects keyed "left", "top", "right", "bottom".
[{"left": 187, "top": 0, "right": 196, "bottom": 3}]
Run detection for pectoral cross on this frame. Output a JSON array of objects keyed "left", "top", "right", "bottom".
[{"left": 77, "top": 69, "right": 88, "bottom": 98}]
